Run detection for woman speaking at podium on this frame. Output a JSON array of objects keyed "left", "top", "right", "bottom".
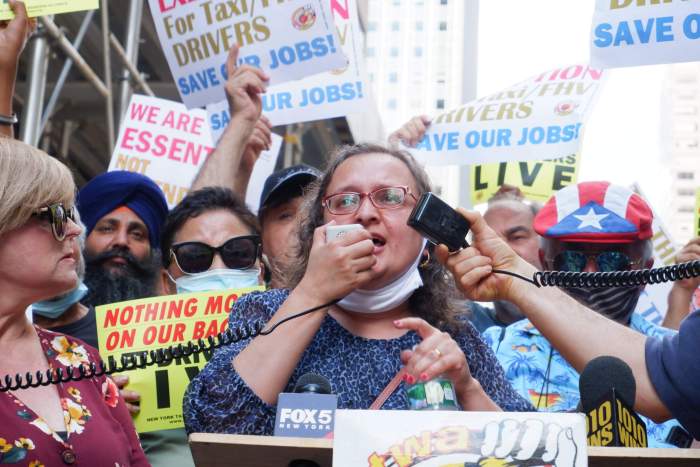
[{"left": 183, "top": 144, "right": 532, "bottom": 434}]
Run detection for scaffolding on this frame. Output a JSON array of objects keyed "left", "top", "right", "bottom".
[{"left": 14, "top": 1, "right": 358, "bottom": 186}]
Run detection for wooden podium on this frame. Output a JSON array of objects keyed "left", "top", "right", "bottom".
[{"left": 190, "top": 433, "right": 700, "bottom": 467}]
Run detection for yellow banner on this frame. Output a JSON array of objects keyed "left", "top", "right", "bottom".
[
  {"left": 0, "top": 0, "right": 98, "bottom": 19},
  {"left": 95, "top": 287, "right": 264, "bottom": 433},
  {"left": 696, "top": 188, "right": 700, "bottom": 238},
  {"left": 470, "top": 154, "right": 580, "bottom": 205}
]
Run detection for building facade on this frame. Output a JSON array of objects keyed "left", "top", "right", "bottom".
[
  {"left": 662, "top": 62, "right": 700, "bottom": 245},
  {"left": 365, "top": 0, "right": 478, "bottom": 206}
]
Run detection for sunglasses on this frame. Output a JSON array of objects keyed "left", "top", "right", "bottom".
[
  {"left": 33, "top": 203, "right": 76, "bottom": 242},
  {"left": 170, "top": 235, "right": 261, "bottom": 274},
  {"left": 552, "top": 250, "right": 640, "bottom": 273}
]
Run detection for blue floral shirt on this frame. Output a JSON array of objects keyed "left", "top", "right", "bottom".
[
  {"left": 183, "top": 289, "right": 533, "bottom": 435},
  {"left": 483, "top": 313, "right": 683, "bottom": 448}
]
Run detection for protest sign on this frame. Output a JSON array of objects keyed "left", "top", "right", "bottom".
[
  {"left": 207, "top": 0, "right": 369, "bottom": 127},
  {"left": 471, "top": 153, "right": 580, "bottom": 205},
  {"left": 334, "top": 410, "right": 587, "bottom": 467},
  {"left": 695, "top": 187, "right": 700, "bottom": 237},
  {"left": 631, "top": 182, "right": 678, "bottom": 325},
  {"left": 590, "top": 0, "right": 700, "bottom": 69},
  {"left": 108, "top": 94, "right": 214, "bottom": 208},
  {"left": 0, "top": 0, "right": 97, "bottom": 19},
  {"left": 96, "top": 287, "right": 263, "bottom": 432},
  {"left": 148, "top": 0, "right": 347, "bottom": 108},
  {"left": 408, "top": 64, "right": 604, "bottom": 166}
]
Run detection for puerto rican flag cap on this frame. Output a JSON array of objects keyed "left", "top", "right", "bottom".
[{"left": 533, "top": 182, "right": 653, "bottom": 244}]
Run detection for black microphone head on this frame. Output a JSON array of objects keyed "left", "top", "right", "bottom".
[
  {"left": 293, "top": 373, "right": 332, "bottom": 394},
  {"left": 579, "top": 356, "right": 636, "bottom": 411}
]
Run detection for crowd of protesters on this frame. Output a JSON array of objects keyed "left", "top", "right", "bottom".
[{"left": 1, "top": 1, "right": 700, "bottom": 465}]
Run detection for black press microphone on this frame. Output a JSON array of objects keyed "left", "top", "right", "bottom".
[
  {"left": 274, "top": 373, "right": 337, "bottom": 438},
  {"left": 579, "top": 356, "right": 647, "bottom": 447}
]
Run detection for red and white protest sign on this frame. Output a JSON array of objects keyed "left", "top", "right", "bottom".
[{"left": 108, "top": 95, "right": 214, "bottom": 208}]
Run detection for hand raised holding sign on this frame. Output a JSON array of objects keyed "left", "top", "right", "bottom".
[
  {"left": 224, "top": 43, "right": 270, "bottom": 126},
  {"left": 191, "top": 44, "right": 271, "bottom": 197},
  {"left": 388, "top": 115, "right": 431, "bottom": 148},
  {"left": 0, "top": 0, "right": 34, "bottom": 73},
  {"left": 0, "top": 0, "right": 35, "bottom": 138}
]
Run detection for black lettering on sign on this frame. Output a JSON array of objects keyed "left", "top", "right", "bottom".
[
  {"left": 519, "top": 162, "right": 542, "bottom": 186},
  {"left": 474, "top": 166, "right": 488, "bottom": 190},
  {"left": 155, "top": 369, "right": 170, "bottom": 409},
  {"left": 552, "top": 165, "right": 575, "bottom": 190}
]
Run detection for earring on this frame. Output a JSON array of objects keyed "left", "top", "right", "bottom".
[{"left": 420, "top": 250, "right": 430, "bottom": 269}]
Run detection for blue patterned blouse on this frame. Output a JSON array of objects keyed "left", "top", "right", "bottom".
[{"left": 183, "top": 289, "right": 533, "bottom": 435}]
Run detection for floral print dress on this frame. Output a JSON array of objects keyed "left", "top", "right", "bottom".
[{"left": 0, "top": 327, "right": 149, "bottom": 466}]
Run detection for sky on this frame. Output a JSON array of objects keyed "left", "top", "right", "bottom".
[{"left": 477, "top": 0, "right": 672, "bottom": 216}]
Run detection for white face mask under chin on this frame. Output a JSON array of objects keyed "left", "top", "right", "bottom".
[{"left": 337, "top": 239, "right": 427, "bottom": 314}]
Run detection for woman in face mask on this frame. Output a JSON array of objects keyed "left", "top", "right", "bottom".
[
  {"left": 160, "top": 186, "right": 264, "bottom": 294},
  {"left": 183, "top": 144, "right": 532, "bottom": 435}
]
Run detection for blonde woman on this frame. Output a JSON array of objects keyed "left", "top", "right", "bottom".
[{"left": 0, "top": 139, "right": 148, "bottom": 466}]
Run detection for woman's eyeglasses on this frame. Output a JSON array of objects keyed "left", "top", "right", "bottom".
[
  {"left": 322, "top": 186, "right": 417, "bottom": 215},
  {"left": 33, "top": 203, "right": 76, "bottom": 242},
  {"left": 552, "top": 250, "right": 640, "bottom": 273},
  {"left": 170, "top": 235, "right": 261, "bottom": 274}
]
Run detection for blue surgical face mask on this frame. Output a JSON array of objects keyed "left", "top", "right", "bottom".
[
  {"left": 32, "top": 282, "right": 89, "bottom": 319},
  {"left": 173, "top": 268, "right": 261, "bottom": 294}
]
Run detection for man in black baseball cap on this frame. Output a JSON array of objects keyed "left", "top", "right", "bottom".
[{"left": 259, "top": 164, "right": 321, "bottom": 288}]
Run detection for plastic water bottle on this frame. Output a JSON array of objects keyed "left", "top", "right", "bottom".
[{"left": 406, "top": 375, "right": 461, "bottom": 410}]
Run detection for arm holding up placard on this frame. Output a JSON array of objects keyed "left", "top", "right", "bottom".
[
  {"left": 663, "top": 237, "right": 700, "bottom": 329},
  {"left": 388, "top": 115, "right": 431, "bottom": 149},
  {"left": 191, "top": 44, "right": 271, "bottom": 198},
  {"left": 0, "top": 0, "right": 33, "bottom": 138}
]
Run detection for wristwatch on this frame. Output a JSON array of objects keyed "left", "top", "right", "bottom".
[{"left": 0, "top": 113, "right": 18, "bottom": 126}]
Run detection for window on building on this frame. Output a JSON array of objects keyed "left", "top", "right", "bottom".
[
  {"left": 674, "top": 138, "right": 700, "bottom": 150},
  {"left": 439, "top": 21, "right": 447, "bottom": 31},
  {"left": 677, "top": 171, "right": 695, "bottom": 180},
  {"left": 414, "top": 47, "right": 423, "bottom": 57},
  {"left": 675, "top": 106, "right": 697, "bottom": 116},
  {"left": 388, "top": 72, "right": 398, "bottom": 83},
  {"left": 368, "top": 73, "right": 374, "bottom": 82},
  {"left": 436, "top": 99, "right": 445, "bottom": 109},
  {"left": 390, "top": 47, "right": 399, "bottom": 57},
  {"left": 415, "top": 21, "right": 423, "bottom": 32},
  {"left": 441, "top": 0, "right": 448, "bottom": 4},
  {"left": 387, "top": 98, "right": 397, "bottom": 110},
  {"left": 366, "top": 47, "right": 375, "bottom": 58},
  {"left": 678, "top": 188, "right": 695, "bottom": 196},
  {"left": 391, "top": 21, "right": 400, "bottom": 32},
  {"left": 679, "top": 206, "right": 695, "bottom": 213},
  {"left": 367, "top": 21, "right": 377, "bottom": 32}
]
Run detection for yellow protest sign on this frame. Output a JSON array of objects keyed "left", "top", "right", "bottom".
[
  {"left": 695, "top": 188, "right": 700, "bottom": 238},
  {"left": 0, "top": 0, "right": 98, "bottom": 20},
  {"left": 471, "top": 154, "right": 580, "bottom": 205},
  {"left": 96, "top": 287, "right": 264, "bottom": 433}
]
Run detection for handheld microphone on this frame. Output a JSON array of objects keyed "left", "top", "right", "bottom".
[
  {"left": 579, "top": 356, "right": 648, "bottom": 447},
  {"left": 293, "top": 373, "right": 332, "bottom": 394},
  {"left": 274, "top": 373, "right": 337, "bottom": 438}
]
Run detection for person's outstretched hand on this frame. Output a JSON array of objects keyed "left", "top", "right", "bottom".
[
  {"left": 0, "top": 0, "right": 33, "bottom": 75},
  {"left": 388, "top": 115, "right": 431, "bottom": 148},
  {"left": 224, "top": 43, "right": 269, "bottom": 126},
  {"left": 436, "top": 208, "right": 536, "bottom": 303}
]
